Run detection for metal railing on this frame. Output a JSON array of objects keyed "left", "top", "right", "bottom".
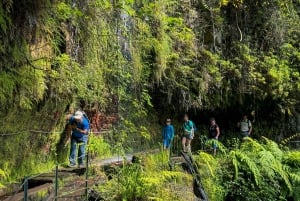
[{"left": 6, "top": 154, "right": 90, "bottom": 201}]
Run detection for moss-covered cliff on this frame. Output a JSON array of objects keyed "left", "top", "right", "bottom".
[{"left": 0, "top": 0, "right": 300, "bottom": 184}]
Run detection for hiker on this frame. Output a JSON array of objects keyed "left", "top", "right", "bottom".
[
  {"left": 237, "top": 114, "right": 252, "bottom": 138},
  {"left": 209, "top": 118, "right": 220, "bottom": 156},
  {"left": 182, "top": 114, "right": 195, "bottom": 153},
  {"left": 162, "top": 118, "right": 174, "bottom": 150},
  {"left": 66, "top": 111, "right": 90, "bottom": 168}
]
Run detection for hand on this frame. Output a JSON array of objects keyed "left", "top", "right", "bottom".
[
  {"left": 66, "top": 114, "right": 72, "bottom": 120},
  {"left": 215, "top": 136, "right": 218, "bottom": 140},
  {"left": 70, "top": 124, "right": 77, "bottom": 129},
  {"left": 64, "top": 138, "right": 70, "bottom": 147}
]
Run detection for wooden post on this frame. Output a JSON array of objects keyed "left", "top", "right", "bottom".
[
  {"left": 23, "top": 177, "right": 28, "bottom": 201},
  {"left": 55, "top": 165, "right": 58, "bottom": 201}
]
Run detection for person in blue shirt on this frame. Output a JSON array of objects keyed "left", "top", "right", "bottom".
[
  {"left": 67, "top": 111, "right": 90, "bottom": 168},
  {"left": 162, "top": 118, "right": 174, "bottom": 150}
]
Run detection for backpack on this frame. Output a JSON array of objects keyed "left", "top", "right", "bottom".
[
  {"left": 82, "top": 111, "right": 90, "bottom": 123},
  {"left": 240, "top": 119, "right": 252, "bottom": 131},
  {"left": 188, "top": 120, "right": 197, "bottom": 132},
  {"left": 192, "top": 121, "right": 197, "bottom": 132}
]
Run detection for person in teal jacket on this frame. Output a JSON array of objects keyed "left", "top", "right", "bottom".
[
  {"left": 162, "top": 118, "right": 174, "bottom": 149},
  {"left": 182, "top": 114, "right": 195, "bottom": 153}
]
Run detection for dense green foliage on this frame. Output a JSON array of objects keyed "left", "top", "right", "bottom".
[
  {"left": 196, "top": 138, "right": 300, "bottom": 201},
  {"left": 97, "top": 151, "right": 196, "bottom": 201},
  {"left": 95, "top": 139, "right": 300, "bottom": 201},
  {"left": 0, "top": 0, "right": 300, "bottom": 198}
]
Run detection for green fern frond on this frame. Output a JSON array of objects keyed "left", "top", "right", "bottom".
[
  {"left": 273, "top": 162, "right": 292, "bottom": 194},
  {"left": 233, "top": 150, "right": 261, "bottom": 185},
  {"left": 289, "top": 172, "right": 300, "bottom": 184},
  {"left": 283, "top": 151, "right": 300, "bottom": 168},
  {"left": 230, "top": 151, "right": 239, "bottom": 180},
  {"left": 205, "top": 139, "right": 228, "bottom": 155},
  {"left": 281, "top": 133, "right": 300, "bottom": 145},
  {"left": 262, "top": 137, "right": 283, "bottom": 160},
  {"left": 240, "top": 137, "right": 264, "bottom": 153},
  {"left": 0, "top": 169, "right": 6, "bottom": 178},
  {"left": 196, "top": 152, "right": 216, "bottom": 177},
  {"left": 160, "top": 170, "right": 191, "bottom": 182},
  {"left": 258, "top": 150, "right": 276, "bottom": 179}
]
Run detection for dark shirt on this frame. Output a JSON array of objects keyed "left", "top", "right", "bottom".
[{"left": 209, "top": 124, "right": 219, "bottom": 138}]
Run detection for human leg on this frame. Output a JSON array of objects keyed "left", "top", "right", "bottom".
[
  {"left": 241, "top": 131, "right": 249, "bottom": 141},
  {"left": 163, "top": 139, "right": 168, "bottom": 150},
  {"left": 212, "top": 139, "right": 218, "bottom": 156},
  {"left": 186, "top": 138, "right": 191, "bottom": 153},
  {"left": 77, "top": 141, "right": 86, "bottom": 166},
  {"left": 69, "top": 137, "right": 77, "bottom": 166},
  {"left": 182, "top": 136, "right": 187, "bottom": 152}
]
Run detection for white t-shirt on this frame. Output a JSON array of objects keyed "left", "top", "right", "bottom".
[{"left": 240, "top": 120, "right": 252, "bottom": 132}]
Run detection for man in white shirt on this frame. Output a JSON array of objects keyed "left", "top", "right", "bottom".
[{"left": 237, "top": 114, "right": 252, "bottom": 138}]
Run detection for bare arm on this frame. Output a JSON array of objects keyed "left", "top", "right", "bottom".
[
  {"left": 216, "top": 127, "right": 220, "bottom": 139},
  {"left": 75, "top": 127, "right": 88, "bottom": 135},
  {"left": 248, "top": 126, "right": 252, "bottom": 135}
]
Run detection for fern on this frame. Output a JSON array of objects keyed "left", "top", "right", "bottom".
[
  {"left": 258, "top": 150, "right": 276, "bottom": 180},
  {"left": 196, "top": 151, "right": 216, "bottom": 177},
  {"left": 289, "top": 172, "right": 300, "bottom": 184},
  {"left": 283, "top": 151, "right": 300, "bottom": 168},
  {"left": 240, "top": 137, "right": 264, "bottom": 153},
  {"left": 230, "top": 151, "right": 239, "bottom": 181},
  {"left": 0, "top": 168, "right": 7, "bottom": 187},
  {"left": 281, "top": 133, "right": 300, "bottom": 145},
  {"left": 205, "top": 139, "right": 228, "bottom": 155},
  {"left": 262, "top": 137, "right": 283, "bottom": 160},
  {"left": 273, "top": 162, "right": 292, "bottom": 194},
  {"left": 231, "top": 150, "right": 261, "bottom": 185}
]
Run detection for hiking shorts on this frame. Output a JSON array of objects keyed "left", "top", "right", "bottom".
[
  {"left": 163, "top": 139, "right": 172, "bottom": 148},
  {"left": 241, "top": 131, "right": 250, "bottom": 137},
  {"left": 182, "top": 134, "right": 193, "bottom": 140},
  {"left": 209, "top": 138, "right": 218, "bottom": 149}
]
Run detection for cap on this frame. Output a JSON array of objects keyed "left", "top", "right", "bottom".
[
  {"left": 74, "top": 111, "right": 83, "bottom": 120},
  {"left": 166, "top": 118, "right": 171, "bottom": 122}
]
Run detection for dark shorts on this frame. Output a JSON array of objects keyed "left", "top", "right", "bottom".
[
  {"left": 209, "top": 138, "right": 218, "bottom": 149},
  {"left": 182, "top": 134, "right": 193, "bottom": 140},
  {"left": 241, "top": 131, "right": 249, "bottom": 137}
]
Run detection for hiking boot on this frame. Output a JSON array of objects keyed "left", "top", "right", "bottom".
[
  {"left": 68, "top": 163, "right": 76, "bottom": 168},
  {"left": 78, "top": 163, "right": 85, "bottom": 168},
  {"left": 187, "top": 145, "right": 191, "bottom": 153}
]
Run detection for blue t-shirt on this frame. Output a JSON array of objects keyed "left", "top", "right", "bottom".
[
  {"left": 69, "top": 116, "right": 90, "bottom": 140},
  {"left": 162, "top": 125, "right": 174, "bottom": 140}
]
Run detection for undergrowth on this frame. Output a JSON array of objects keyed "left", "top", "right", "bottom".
[
  {"left": 97, "top": 151, "right": 195, "bottom": 201},
  {"left": 195, "top": 137, "right": 300, "bottom": 201}
]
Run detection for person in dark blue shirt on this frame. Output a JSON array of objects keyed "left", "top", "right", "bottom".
[
  {"left": 162, "top": 118, "right": 174, "bottom": 150},
  {"left": 67, "top": 111, "right": 90, "bottom": 168},
  {"left": 209, "top": 117, "right": 220, "bottom": 156}
]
